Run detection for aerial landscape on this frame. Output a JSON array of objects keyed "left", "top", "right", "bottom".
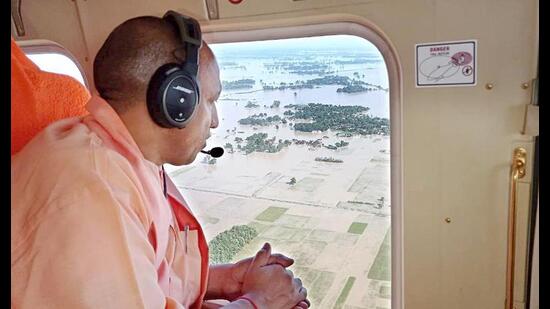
[{"left": 167, "top": 35, "right": 392, "bottom": 309}]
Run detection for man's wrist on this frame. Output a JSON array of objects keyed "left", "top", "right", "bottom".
[
  {"left": 237, "top": 293, "right": 265, "bottom": 309},
  {"left": 234, "top": 297, "right": 257, "bottom": 309},
  {"left": 206, "top": 264, "right": 236, "bottom": 300}
]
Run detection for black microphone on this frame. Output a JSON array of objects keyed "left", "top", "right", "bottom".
[{"left": 200, "top": 147, "right": 224, "bottom": 158}]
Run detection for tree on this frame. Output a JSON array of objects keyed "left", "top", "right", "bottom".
[
  {"left": 224, "top": 143, "right": 234, "bottom": 153},
  {"left": 271, "top": 100, "right": 281, "bottom": 108},
  {"left": 208, "top": 225, "right": 258, "bottom": 264}
]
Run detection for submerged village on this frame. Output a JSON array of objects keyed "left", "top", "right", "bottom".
[{"left": 204, "top": 63, "right": 390, "bottom": 164}]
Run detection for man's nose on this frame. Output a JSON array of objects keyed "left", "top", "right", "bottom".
[{"left": 210, "top": 105, "right": 219, "bottom": 129}]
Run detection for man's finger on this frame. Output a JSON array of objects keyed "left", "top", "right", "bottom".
[
  {"left": 298, "top": 286, "right": 308, "bottom": 300},
  {"left": 266, "top": 253, "right": 294, "bottom": 267},
  {"left": 295, "top": 301, "right": 309, "bottom": 309},
  {"left": 250, "top": 242, "right": 272, "bottom": 269},
  {"left": 286, "top": 268, "right": 294, "bottom": 278}
]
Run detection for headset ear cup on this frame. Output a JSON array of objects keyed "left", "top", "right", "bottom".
[
  {"left": 147, "top": 63, "right": 200, "bottom": 129},
  {"left": 147, "top": 63, "right": 183, "bottom": 128}
]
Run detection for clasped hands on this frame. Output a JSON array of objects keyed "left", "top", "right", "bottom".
[{"left": 206, "top": 242, "right": 310, "bottom": 309}]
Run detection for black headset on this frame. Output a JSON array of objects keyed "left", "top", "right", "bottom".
[{"left": 146, "top": 11, "right": 202, "bottom": 129}]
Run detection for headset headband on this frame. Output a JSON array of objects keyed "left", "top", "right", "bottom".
[{"left": 163, "top": 10, "right": 202, "bottom": 76}]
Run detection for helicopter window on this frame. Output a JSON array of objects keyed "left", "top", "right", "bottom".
[
  {"left": 19, "top": 40, "right": 88, "bottom": 88},
  {"left": 168, "top": 34, "right": 392, "bottom": 308}
]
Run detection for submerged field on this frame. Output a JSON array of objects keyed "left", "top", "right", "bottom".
[{"left": 170, "top": 134, "right": 391, "bottom": 308}]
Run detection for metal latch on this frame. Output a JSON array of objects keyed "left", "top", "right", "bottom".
[{"left": 522, "top": 78, "right": 539, "bottom": 136}]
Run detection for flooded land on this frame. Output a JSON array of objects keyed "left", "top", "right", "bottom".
[{"left": 168, "top": 36, "right": 392, "bottom": 309}]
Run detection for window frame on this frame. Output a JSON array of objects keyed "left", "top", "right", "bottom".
[
  {"left": 203, "top": 14, "right": 404, "bottom": 309},
  {"left": 16, "top": 39, "right": 90, "bottom": 89}
]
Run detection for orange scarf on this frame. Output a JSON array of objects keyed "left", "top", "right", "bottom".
[{"left": 11, "top": 37, "right": 90, "bottom": 155}]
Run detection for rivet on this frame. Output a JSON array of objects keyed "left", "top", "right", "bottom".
[
  {"left": 485, "top": 83, "right": 494, "bottom": 90},
  {"left": 521, "top": 83, "right": 529, "bottom": 89},
  {"left": 445, "top": 217, "right": 452, "bottom": 223}
]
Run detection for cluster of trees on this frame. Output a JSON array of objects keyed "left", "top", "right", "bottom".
[
  {"left": 287, "top": 103, "right": 390, "bottom": 135},
  {"left": 245, "top": 101, "right": 260, "bottom": 108},
  {"left": 260, "top": 73, "right": 389, "bottom": 94},
  {"left": 337, "top": 84, "right": 377, "bottom": 93},
  {"left": 336, "top": 132, "right": 353, "bottom": 137},
  {"left": 264, "top": 61, "right": 331, "bottom": 75},
  {"left": 222, "top": 79, "right": 255, "bottom": 90},
  {"left": 238, "top": 114, "right": 282, "bottom": 126},
  {"left": 263, "top": 75, "right": 352, "bottom": 91},
  {"left": 288, "top": 103, "right": 368, "bottom": 119},
  {"left": 263, "top": 84, "right": 313, "bottom": 91},
  {"left": 231, "top": 134, "right": 294, "bottom": 154},
  {"left": 235, "top": 133, "right": 292, "bottom": 154},
  {"left": 337, "top": 80, "right": 388, "bottom": 93},
  {"left": 261, "top": 74, "right": 388, "bottom": 93},
  {"left": 232, "top": 133, "right": 349, "bottom": 152},
  {"left": 208, "top": 225, "right": 258, "bottom": 264},
  {"left": 315, "top": 157, "right": 344, "bottom": 163},
  {"left": 324, "top": 140, "right": 349, "bottom": 150},
  {"left": 224, "top": 143, "right": 234, "bottom": 153},
  {"left": 292, "top": 138, "right": 323, "bottom": 148}
]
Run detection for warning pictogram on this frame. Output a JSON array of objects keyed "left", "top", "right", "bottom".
[
  {"left": 416, "top": 40, "right": 477, "bottom": 87},
  {"left": 462, "top": 65, "right": 473, "bottom": 76}
]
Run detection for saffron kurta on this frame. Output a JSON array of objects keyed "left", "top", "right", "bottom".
[{"left": 11, "top": 96, "right": 209, "bottom": 309}]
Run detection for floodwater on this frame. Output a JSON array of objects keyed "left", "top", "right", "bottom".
[{"left": 167, "top": 36, "right": 392, "bottom": 309}]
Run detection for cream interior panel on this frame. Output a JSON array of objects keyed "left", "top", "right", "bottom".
[
  {"left": 202, "top": 1, "right": 537, "bottom": 308},
  {"left": 513, "top": 182, "right": 532, "bottom": 304},
  {"left": 72, "top": 0, "right": 209, "bottom": 90},
  {"left": 216, "top": 0, "right": 379, "bottom": 18}
]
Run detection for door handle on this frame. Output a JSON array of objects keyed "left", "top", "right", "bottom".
[{"left": 505, "top": 147, "right": 527, "bottom": 309}]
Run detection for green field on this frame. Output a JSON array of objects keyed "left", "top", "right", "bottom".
[
  {"left": 367, "top": 229, "right": 391, "bottom": 281},
  {"left": 334, "top": 276, "right": 356, "bottom": 309},
  {"left": 347, "top": 222, "right": 368, "bottom": 234},
  {"left": 255, "top": 206, "right": 288, "bottom": 222},
  {"left": 309, "top": 270, "right": 336, "bottom": 306}
]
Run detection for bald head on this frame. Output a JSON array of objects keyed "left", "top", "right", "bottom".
[{"left": 94, "top": 15, "right": 215, "bottom": 113}]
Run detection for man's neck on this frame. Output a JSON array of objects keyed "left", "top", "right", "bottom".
[{"left": 117, "top": 106, "right": 164, "bottom": 166}]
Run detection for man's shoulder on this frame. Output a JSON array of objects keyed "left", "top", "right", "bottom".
[
  {"left": 12, "top": 117, "right": 139, "bottom": 198},
  {"left": 14, "top": 117, "right": 130, "bottom": 169},
  {"left": 11, "top": 117, "right": 151, "bottom": 238}
]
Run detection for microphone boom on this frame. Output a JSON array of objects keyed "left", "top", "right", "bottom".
[{"left": 201, "top": 147, "right": 224, "bottom": 158}]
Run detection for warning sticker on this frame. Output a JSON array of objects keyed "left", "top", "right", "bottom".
[{"left": 415, "top": 40, "right": 477, "bottom": 87}]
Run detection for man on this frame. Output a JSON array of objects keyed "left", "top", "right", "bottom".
[{"left": 11, "top": 12, "right": 309, "bottom": 309}]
